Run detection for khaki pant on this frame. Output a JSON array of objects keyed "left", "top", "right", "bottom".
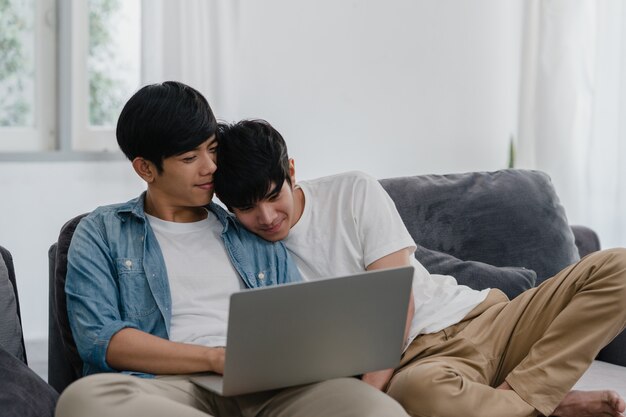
[
  {"left": 55, "top": 374, "right": 408, "bottom": 417},
  {"left": 387, "top": 248, "right": 626, "bottom": 417}
]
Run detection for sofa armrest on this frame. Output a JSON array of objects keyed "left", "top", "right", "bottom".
[
  {"left": 598, "top": 331, "right": 626, "bottom": 367},
  {"left": 569, "top": 226, "right": 626, "bottom": 367},
  {"left": 570, "top": 225, "right": 601, "bottom": 258}
]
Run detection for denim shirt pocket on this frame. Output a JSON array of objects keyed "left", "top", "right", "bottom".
[{"left": 116, "top": 257, "right": 159, "bottom": 319}]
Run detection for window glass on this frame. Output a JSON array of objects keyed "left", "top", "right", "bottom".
[
  {"left": 88, "top": 0, "right": 141, "bottom": 127},
  {"left": 0, "top": 0, "right": 35, "bottom": 127}
]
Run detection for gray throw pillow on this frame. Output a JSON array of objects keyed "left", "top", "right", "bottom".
[
  {"left": 380, "top": 169, "right": 580, "bottom": 290},
  {"left": 414, "top": 244, "right": 536, "bottom": 299},
  {"left": 0, "top": 254, "right": 25, "bottom": 361}
]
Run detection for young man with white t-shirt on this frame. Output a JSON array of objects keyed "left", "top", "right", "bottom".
[
  {"left": 214, "top": 119, "right": 626, "bottom": 417},
  {"left": 54, "top": 83, "right": 411, "bottom": 417}
]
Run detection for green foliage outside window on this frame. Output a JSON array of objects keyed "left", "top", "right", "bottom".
[
  {"left": 0, "top": 0, "right": 33, "bottom": 127},
  {"left": 88, "top": 0, "right": 133, "bottom": 127}
]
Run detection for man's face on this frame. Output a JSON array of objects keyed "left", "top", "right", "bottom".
[
  {"left": 231, "top": 181, "right": 296, "bottom": 242},
  {"left": 151, "top": 136, "right": 218, "bottom": 210}
]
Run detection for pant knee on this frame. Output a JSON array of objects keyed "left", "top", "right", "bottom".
[
  {"left": 56, "top": 376, "right": 92, "bottom": 417},
  {"left": 607, "top": 247, "right": 626, "bottom": 274},
  {"left": 55, "top": 374, "right": 136, "bottom": 417},
  {"left": 587, "top": 248, "right": 626, "bottom": 294},
  {"left": 387, "top": 363, "right": 463, "bottom": 417},
  {"left": 358, "top": 395, "right": 408, "bottom": 417},
  {"left": 324, "top": 378, "right": 409, "bottom": 417},
  {"left": 588, "top": 247, "right": 626, "bottom": 269}
]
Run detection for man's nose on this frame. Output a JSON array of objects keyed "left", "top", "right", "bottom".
[
  {"left": 258, "top": 204, "right": 277, "bottom": 225},
  {"left": 201, "top": 154, "right": 217, "bottom": 175}
]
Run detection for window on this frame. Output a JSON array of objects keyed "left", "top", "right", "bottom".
[
  {"left": 0, "top": 0, "right": 55, "bottom": 151},
  {"left": 0, "top": 0, "right": 142, "bottom": 155},
  {"left": 71, "top": 0, "right": 142, "bottom": 151}
]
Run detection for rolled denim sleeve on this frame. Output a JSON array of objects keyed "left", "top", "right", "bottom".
[{"left": 65, "top": 216, "right": 139, "bottom": 374}]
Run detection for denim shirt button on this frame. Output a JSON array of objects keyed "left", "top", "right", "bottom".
[
  {"left": 124, "top": 260, "right": 132, "bottom": 269},
  {"left": 257, "top": 272, "right": 265, "bottom": 280}
]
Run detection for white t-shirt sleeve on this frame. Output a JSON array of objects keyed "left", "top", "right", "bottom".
[{"left": 349, "top": 171, "right": 417, "bottom": 267}]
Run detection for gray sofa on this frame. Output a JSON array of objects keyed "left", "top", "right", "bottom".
[{"left": 47, "top": 169, "right": 625, "bottom": 400}]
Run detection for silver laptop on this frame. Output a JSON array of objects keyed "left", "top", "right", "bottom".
[{"left": 190, "top": 266, "right": 413, "bottom": 396}]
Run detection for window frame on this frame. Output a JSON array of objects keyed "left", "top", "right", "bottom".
[
  {"left": 0, "top": 0, "right": 141, "bottom": 160},
  {"left": 0, "top": 0, "right": 56, "bottom": 152}
]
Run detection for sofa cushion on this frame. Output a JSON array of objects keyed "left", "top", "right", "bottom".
[
  {"left": 415, "top": 244, "right": 536, "bottom": 299},
  {"left": 0, "top": 250, "right": 25, "bottom": 361},
  {"left": 380, "top": 169, "right": 580, "bottom": 290}
]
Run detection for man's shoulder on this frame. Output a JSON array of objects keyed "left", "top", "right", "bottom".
[
  {"left": 80, "top": 195, "right": 145, "bottom": 227},
  {"left": 301, "top": 170, "right": 376, "bottom": 189},
  {"left": 304, "top": 171, "right": 381, "bottom": 199}
]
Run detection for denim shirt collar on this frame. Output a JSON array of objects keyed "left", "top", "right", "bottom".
[
  {"left": 113, "top": 192, "right": 302, "bottom": 289},
  {"left": 114, "top": 191, "right": 235, "bottom": 229}
]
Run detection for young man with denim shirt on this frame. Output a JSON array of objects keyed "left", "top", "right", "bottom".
[
  {"left": 55, "top": 82, "right": 409, "bottom": 417},
  {"left": 214, "top": 119, "right": 626, "bottom": 417}
]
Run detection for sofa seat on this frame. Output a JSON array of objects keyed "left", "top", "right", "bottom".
[{"left": 575, "top": 360, "right": 626, "bottom": 398}]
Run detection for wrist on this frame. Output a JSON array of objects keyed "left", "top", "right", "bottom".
[{"left": 207, "top": 346, "right": 225, "bottom": 374}]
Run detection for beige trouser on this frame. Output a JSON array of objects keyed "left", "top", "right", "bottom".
[
  {"left": 55, "top": 373, "right": 408, "bottom": 417},
  {"left": 386, "top": 248, "right": 626, "bottom": 417}
]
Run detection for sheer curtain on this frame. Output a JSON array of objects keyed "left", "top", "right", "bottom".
[
  {"left": 518, "top": 0, "right": 626, "bottom": 248},
  {"left": 141, "top": 0, "right": 239, "bottom": 116}
]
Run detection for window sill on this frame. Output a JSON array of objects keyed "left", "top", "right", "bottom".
[{"left": 0, "top": 150, "right": 126, "bottom": 162}]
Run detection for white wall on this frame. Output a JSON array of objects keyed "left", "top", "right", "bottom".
[
  {"left": 0, "top": 162, "right": 144, "bottom": 340},
  {"left": 2, "top": 0, "right": 524, "bottom": 341},
  {"left": 217, "top": 0, "right": 523, "bottom": 180}
]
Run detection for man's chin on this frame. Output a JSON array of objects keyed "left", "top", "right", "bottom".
[
  {"left": 258, "top": 230, "right": 288, "bottom": 242},
  {"left": 197, "top": 193, "right": 214, "bottom": 206}
]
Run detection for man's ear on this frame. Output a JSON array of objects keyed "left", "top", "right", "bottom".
[
  {"left": 288, "top": 158, "right": 296, "bottom": 186},
  {"left": 132, "top": 157, "right": 157, "bottom": 183}
]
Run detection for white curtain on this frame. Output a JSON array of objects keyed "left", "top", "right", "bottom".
[
  {"left": 141, "top": 0, "right": 239, "bottom": 116},
  {"left": 518, "top": 0, "right": 626, "bottom": 248}
]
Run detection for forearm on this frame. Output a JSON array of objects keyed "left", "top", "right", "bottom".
[
  {"left": 106, "top": 328, "right": 225, "bottom": 375},
  {"left": 367, "top": 248, "right": 415, "bottom": 343},
  {"left": 404, "top": 293, "right": 415, "bottom": 345}
]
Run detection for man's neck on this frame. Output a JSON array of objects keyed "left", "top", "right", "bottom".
[
  {"left": 143, "top": 191, "right": 208, "bottom": 223},
  {"left": 290, "top": 186, "right": 306, "bottom": 228}
]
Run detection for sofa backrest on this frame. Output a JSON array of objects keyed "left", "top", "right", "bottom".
[
  {"left": 380, "top": 169, "right": 580, "bottom": 297},
  {"left": 48, "top": 214, "right": 88, "bottom": 393}
]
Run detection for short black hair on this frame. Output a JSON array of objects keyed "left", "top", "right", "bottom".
[
  {"left": 116, "top": 81, "right": 217, "bottom": 172},
  {"left": 215, "top": 119, "right": 291, "bottom": 209}
]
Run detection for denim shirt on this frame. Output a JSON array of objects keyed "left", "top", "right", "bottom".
[{"left": 65, "top": 193, "right": 302, "bottom": 376}]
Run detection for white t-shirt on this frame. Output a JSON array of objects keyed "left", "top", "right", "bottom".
[
  {"left": 284, "top": 171, "right": 489, "bottom": 346},
  {"left": 147, "top": 211, "right": 244, "bottom": 347}
]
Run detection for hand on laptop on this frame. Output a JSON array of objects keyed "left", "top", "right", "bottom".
[{"left": 361, "top": 368, "right": 395, "bottom": 391}]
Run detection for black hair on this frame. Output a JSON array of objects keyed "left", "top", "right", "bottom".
[
  {"left": 116, "top": 81, "right": 217, "bottom": 172},
  {"left": 215, "top": 119, "right": 291, "bottom": 209}
]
